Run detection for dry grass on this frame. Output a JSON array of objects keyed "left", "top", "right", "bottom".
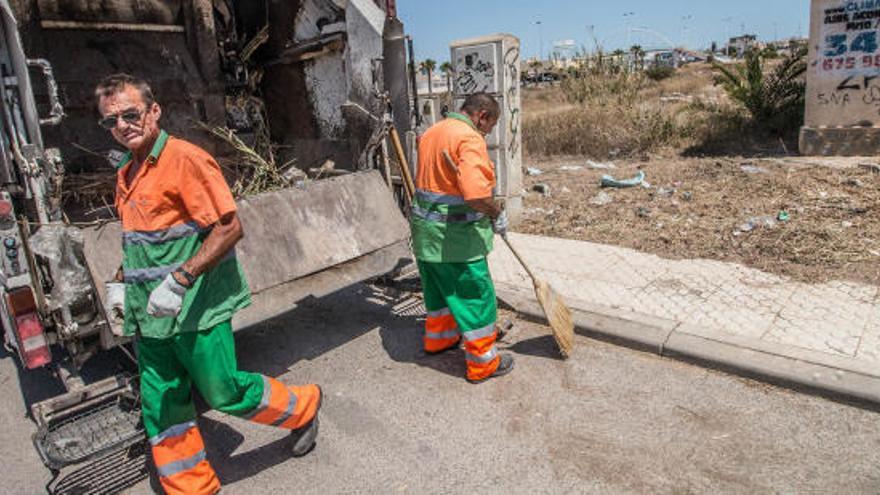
[
  {"left": 646, "top": 64, "right": 718, "bottom": 99},
  {"left": 524, "top": 62, "right": 796, "bottom": 161},
  {"left": 523, "top": 63, "right": 742, "bottom": 160},
  {"left": 523, "top": 104, "right": 684, "bottom": 159},
  {"left": 517, "top": 157, "right": 880, "bottom": 285},
  {"left": 61, "top": 172, "right": 116, "bottom": 213}
]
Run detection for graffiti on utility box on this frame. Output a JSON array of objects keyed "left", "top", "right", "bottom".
[{"left": 808, "top": 0, "right": 880, "bottom": 125}]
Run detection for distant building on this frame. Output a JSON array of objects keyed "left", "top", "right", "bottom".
[
  {"left": 646, "top": 50, "right": 677, "bottom": 68},
  {"left": 728, "top": 34, "right": 757, "bottom": 57},
  {"left": 643, "top": 49, "right": 705, "bottom": 69},
  {"left": 415, "top": 72, "right": 448, "bottom": 96},
  {"left": 773, "top": 37, "right": 808, "bottom": 57}
]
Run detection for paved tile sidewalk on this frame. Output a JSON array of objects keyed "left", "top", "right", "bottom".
[{"left": 489, "top": 233, "right": 880, "bottom": 402}]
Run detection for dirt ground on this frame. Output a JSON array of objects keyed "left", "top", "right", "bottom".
[
  {"left": 518, "top": 60, "right": 880, "bottom": 286},
  {"left": 516, "top": 155, "right": 880, "bottom": 285}
]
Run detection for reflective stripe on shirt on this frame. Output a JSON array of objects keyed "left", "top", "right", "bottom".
[{"left": 411, "top": 205, "right": 484, "bottom": 224}]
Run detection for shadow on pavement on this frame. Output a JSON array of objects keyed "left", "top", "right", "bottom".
[
  {"left": 1, "top": 344, "right": 137, "bottom": 421},
  {"left": 232, "top": 287, "right": 383, "bottom": 377},
  {"left": 504, "top": 334, "right": 566, "bottom": 361},
  {"left": 368, "top": 284, "right": 468, "bottom": 381},
  {"left": 197, "top": 415, "right": 297, "bottom": 486}
]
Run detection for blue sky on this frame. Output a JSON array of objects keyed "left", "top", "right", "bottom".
[{"left": 398, "top": 0, "right": 811, "bottom": 62}]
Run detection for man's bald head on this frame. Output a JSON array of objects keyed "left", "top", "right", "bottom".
[
  {"left": 460, "top": 92, "right": 500, "bottom": 135},
  {"left": 460, "top": 92, "right": 500, "bottom": 120}
]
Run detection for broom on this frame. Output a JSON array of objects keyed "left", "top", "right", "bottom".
[{"left": 441, "top": 150, "right": 574, "bottom": 358}]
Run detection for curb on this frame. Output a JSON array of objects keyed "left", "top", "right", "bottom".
[{"left": 495, "top": 283, "right": 880, "bottom": 407}]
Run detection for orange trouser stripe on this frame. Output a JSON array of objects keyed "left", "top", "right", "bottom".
[
  {"left": 152, "top": 424, "right": 206, "bottom": 469},
  {"left": 151, "top": 424, "right": 220, "bottom": 495},
  {"left": 159, "top": 459, "right": 220, "bottom": 495},
  {"left": 424, "top": 311, "right": 460, "bottom": 352},
  {"left": 280, "top": 384, "right": 322, "bottom": 430},
  {"left": 464, "top": 331, "right": 499, "bottom": 381},
  {"left": 426, "top": 313, "right": 457, "bottom": 333}
]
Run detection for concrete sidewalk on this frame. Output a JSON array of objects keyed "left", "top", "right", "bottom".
[{"left": 489, "top": 233, "right": 880, "bottom": 405}]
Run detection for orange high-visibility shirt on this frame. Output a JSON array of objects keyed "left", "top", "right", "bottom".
[
  {"left": 416, "top": 113, "right": 495, "bottom": 200},
  {"left": 114, "top": 130, "right": 251, "bottom": 338}
]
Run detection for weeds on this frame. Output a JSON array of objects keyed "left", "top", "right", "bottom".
[
  {"left": 645, "top": 65, "right": 675, "bottom": 81},
  {"left": 712, "top": 47, "right": 807, "bottom": 135},
  {"left": 523, "top": 103, "right": 684, "bottom": 158},
  {"left": 524, "top": 54, "right": 801, "bottom": 159},
  {"left": 526, "top": 53, "right": 683, "bottom": 158},
  {"left": 199, "top": 96, "right": 296, "bottom": 197},
  {"left": 559, "top": 54, "right": 647, "bottom": 106}
]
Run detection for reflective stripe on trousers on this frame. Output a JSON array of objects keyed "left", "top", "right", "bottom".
[
  {"left": 462, "top": 323, "right": 500, "bottom": 381},
  {"left": 424, "top": 307, "right": 460, "bottom": 352},
  {"left": 150, "top": 421, "right": 220, "bottom": 495}
]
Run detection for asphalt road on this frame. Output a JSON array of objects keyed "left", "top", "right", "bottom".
[{"left": 3, "top": 282, "right": 880, "bottom": 494}]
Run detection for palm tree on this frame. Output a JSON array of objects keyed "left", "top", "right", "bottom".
[
  {"left": 420, "top": 59, "right": 437, "bottom": 95},
  {"left": 712, "top": 46, "right": 807, "bottom": 133},
  {"left": 611, "top": 48, "right": 626, "bottom": 69},
  {"left": 439, "top": 61, "right": 453, "bottom": 94},
  {"left": 630, "top": 44, "right": 646, "bottom": 70}
]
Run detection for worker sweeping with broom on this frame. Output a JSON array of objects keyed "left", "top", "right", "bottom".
[{"left": 410, "top": 92, "right": 514, "bottom": 383}]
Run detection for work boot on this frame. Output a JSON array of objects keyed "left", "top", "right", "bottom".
[
  {"left": 467, "top": 354, "right": 515, "bottom": 384},
  {"left": 289, "top": 386, "right": 322, "bottom": 457}
]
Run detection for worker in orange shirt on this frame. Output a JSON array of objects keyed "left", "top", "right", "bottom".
[
  {"left": 97, "top": 73, "right": 322, "bottom": 495},
  {"left": 410, "top": 92, "right": 513, "bottom": 383}
]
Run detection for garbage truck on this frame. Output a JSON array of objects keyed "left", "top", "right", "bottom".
[{"left": 0, "top": 0, "right": 416, "bottom": 472}]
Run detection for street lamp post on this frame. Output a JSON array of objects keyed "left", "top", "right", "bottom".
[
  {"left": 535, "top": 20, "right": 544, "bottom": 61},
  {"left": 722, "top": 16, "right": 733, "bottom": 53},
  {"left": 585, "top": 24, "right": 595, "bottom": 53},
  {"left": 623, "top": 12, "right": 635, "bottom": 49},
  {"left": 680, "top": 15, "right": 693, "bottom": 48}
]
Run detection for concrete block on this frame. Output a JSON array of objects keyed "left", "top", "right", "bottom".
[{"left": 800, "top": 127, "right": 880, "bottom": 156}]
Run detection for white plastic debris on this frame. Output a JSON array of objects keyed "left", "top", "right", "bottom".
[
  {"left": 590, "top": 191, "right": 613, "bottom": 206},
  {"left": 585, "top": 160, "right": 616, "bottom": 170}
]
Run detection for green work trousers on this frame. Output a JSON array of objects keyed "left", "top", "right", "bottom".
[{"left": 417, "top": 257, "right": 500, "bottom": 380}]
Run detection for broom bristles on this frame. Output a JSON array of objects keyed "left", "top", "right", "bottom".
[{"left": 535, "top": 279, "right": 574, "bottom": 358}]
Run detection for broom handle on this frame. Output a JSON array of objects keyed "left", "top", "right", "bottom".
[
  {"left": 389, "top": 126, "right": 416, "bottom": 201},
  {"left": 500, "top": 234, "right": 538, "bottom": 285},
  {"left": 440, "top": 150, "right": 539, "bottom": 285}
]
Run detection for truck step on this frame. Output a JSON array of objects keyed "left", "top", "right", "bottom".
[{"left": 32, "top": 376, "right": 144, "bottom": 470}]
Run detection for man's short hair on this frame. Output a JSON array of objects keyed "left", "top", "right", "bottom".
[
  {"left": 94, "top": 73, "right": 155, "bottom": 109},
  {"left": 460, "top": 92, "right": 500, "bottom": 119}
]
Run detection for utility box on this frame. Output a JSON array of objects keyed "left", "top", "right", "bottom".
[
  {"left": 450, "top": 34, "right": 523, "bottom": 222},
  {"left": 800, "top": 0, "right": 880, "bottom": 155}
]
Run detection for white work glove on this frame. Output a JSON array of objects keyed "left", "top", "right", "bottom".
[
  {"left": 105, "top": 282, "right": 126, "bottom": 335},
  {"left": 147, "top": 273, "right": 188, "bottom": 318},
  {"left": 493, "top": 210, "right": 509, "bottom": 236}
]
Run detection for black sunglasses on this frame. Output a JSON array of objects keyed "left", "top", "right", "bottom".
[{"left": 98, "top": 109, "right": 143, "bottom": 130}]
